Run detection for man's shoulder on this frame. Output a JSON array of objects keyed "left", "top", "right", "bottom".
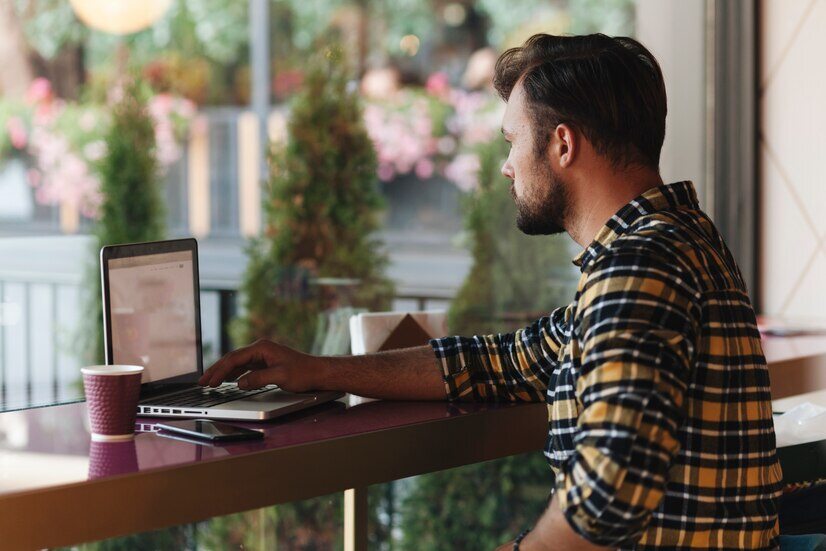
[
  {"left": 591, "top": 216, "right": 700, "bottom": 278},
  {"left": 581, "top": 217, "right": 704, "bottom": 304}
]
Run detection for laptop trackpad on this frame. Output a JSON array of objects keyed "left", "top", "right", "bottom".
[{"left": 217, "top": 390, "right": 314, "bottom": 411}]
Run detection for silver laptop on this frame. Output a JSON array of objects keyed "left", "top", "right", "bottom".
[{"left": 100, "top": 238, "right": 344, "bottom": 421}]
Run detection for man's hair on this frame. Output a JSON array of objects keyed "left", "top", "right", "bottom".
[{"left": 494, "top": 33, "right": 667, "bottom": 169}]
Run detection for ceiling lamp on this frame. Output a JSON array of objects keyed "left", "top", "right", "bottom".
[{"left": 69, "top": 0, "right": 172, "bottom": 35}]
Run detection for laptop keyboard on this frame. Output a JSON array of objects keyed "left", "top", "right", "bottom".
[{"left": 147, "top": 384, "right": 278, "bottom": 408}]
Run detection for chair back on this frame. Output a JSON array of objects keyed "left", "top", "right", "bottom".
[{"left": 349, "top": 311, "right": 447, "bottom": 355}]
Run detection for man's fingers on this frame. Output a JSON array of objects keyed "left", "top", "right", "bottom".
[
  {"left": 199, "top": 342, "right": 269, "bottom": 387},
  {"left": 236, "top": 366, "right": 281, "bottom": 390},
  {"left": 223, "top": 365, "right": 254, "bottom": 383},
  {"left": 199, "top": 354, "right": 238, "bottom": 387}
]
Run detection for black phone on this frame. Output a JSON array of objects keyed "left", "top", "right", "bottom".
[{"left": 155, "top": 419, "right": 264, "bottom": 442}]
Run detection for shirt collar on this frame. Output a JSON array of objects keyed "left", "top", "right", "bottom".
[{"left": 572, "top": 181, "right": 700, "bottom": 271}]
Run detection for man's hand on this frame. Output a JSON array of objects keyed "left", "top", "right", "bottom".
[
  {"left": 199, "top": 340, "right": 445, "bottom": 401},
  {"left": 199, "top": 339, "right": 321, "bottom": 393},
  {"left": 493, "top": 496, "right": 607, "bottom": 551},
  {"left": 494, "top": 532, "right": 551, "bottom": 551}
]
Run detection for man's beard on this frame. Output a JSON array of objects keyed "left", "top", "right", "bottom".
[{"left": 511, "top": 161, "right": 569, "bottom": 236}]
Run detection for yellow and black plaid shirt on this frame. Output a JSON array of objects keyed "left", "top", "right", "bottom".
[{"left": 431, "top": 181, "right": 783, "bottom": 549}]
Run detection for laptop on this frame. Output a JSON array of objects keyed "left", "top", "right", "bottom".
[{"left": 100, "top": 238, "right": 344, "bottom": 421}]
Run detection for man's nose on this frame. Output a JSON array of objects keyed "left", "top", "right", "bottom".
[{"left": 501, "top": 161, "right": 514, "bottom": 180}]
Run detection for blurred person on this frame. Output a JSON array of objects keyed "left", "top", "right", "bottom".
[
  {"left": 201, "top": 34, "right": 782, "bottom": 550},
  {"left": 462, "top": 46, "right": 498, "bottom": 90},
  {"left": 360, "top": 66, "right": 401, "bottom": 100}
]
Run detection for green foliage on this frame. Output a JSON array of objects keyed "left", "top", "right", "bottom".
[
  {"left": 229, "top": 46, "right": 394, "bottom": 548},
  {"left": 448, "top": 139, "right": 576, "bottom": 336},
  {"left": 73, "top": 527, "right": 192, "bottom": 551},
  {"left": 15, "top": 0, "right": 86, "bottom": 59},
  {"left": 477, "top": 0, "right": 635, "bottom": 46},
  {"left": 196, "top": 494, "right": 343, "bottom": 550},
  {"left": 83, "top": 78, "right": 165, "bottom": 365},
  {"left": 399, "top": 454, "right": 551, "bottom": 550},
  {"left": 231, "top": 45, "right": 394, "bottom": 352},
  {"left": 18, "top": 0, "right": 248, "bottom": 66},
  {"left": 96, "top": 80, "right": 164, "bottom": 245}
]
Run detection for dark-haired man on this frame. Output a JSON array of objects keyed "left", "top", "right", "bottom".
[{"left": 201, "top": 34, "right": 782, "bottom": 550}]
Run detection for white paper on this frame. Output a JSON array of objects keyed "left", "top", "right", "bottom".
[
  {"left": 774, "top": 402, "right": 826, "bottom": 448},
  {"left": 348, "top": 311, "right": 447, "bottom": 355}
]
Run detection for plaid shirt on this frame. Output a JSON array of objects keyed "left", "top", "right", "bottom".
[{"left": 431, "top": 181, "right": 783, "bottom": 549}]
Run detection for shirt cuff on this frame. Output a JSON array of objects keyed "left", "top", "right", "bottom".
[{"left": 429, "top": 336, "right": 477, "bottom": 401}]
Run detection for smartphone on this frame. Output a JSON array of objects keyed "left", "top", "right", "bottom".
[{"left": 155, "top": 419, "right": 264, "bottom": 442}]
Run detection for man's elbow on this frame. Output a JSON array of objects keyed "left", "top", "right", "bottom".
[
  {"left": 562, "top": 502, "right": 653, "bottom": 548},
  {"left": 557, "top": 474, "right": 661, "bottom": 548}
]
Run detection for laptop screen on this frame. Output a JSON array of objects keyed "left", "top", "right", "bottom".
[{"left": 107, "top": 250, "right": 198, "bottom": 383}]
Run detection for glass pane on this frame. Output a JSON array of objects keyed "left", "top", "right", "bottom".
[
  {"left": 1, "top": 0, "right": 707, "bottom": 548},
  {"left": 64, "top": 493, "right": 343, "bottom": 550}
]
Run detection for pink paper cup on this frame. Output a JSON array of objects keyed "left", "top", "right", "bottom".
[{"left": 81, "top": 365, "right": 143, "bottom": 442}]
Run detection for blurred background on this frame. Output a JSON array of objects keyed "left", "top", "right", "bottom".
[{"left": 0, "top": 0, "right": 775, "bottom": 549}]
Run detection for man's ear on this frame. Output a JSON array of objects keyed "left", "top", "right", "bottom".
[{"left": 550, "top": 123, "right": 577, "bottom": 168}]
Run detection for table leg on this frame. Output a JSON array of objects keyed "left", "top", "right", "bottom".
[{"left": 344, "top": 486, "right": 368, "bottom": 551}]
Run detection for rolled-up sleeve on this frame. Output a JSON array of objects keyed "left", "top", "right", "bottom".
[
  {"left": 430, "top": 304, "right": 570, "bottom": 402},
  {"left": 556, "top": 246, "right": 701, "bottom": 546}
]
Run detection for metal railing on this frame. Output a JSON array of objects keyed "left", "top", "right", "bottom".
[{"left": 0, "top": 277, "right": 242, "bottom": 412}]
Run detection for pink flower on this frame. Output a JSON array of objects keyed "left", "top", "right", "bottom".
[
  {"left": 26, "top": 78, "right": 53, "bottom": 105},
  {"left": 437, "top": 136, "right": 457, "bottom": 155},
  {"left": 27, "top": 125, "right": 102, "bottom": 217},
  {"left": 148, "top": 93, "right": 174, "bottom": 118},
  {"left": 377, "top": 164, "right": 395, "bottom": 182},
  {"left": 147, "top": 94, "right": 196, "bottom": 167},
  {"left": 6, "top": 117, "right": 27, "bottom": 149},
  {"left": 426, "top": 72, "right": 450, "bottom": 97},
  {"left": 27, "top": 169, "right": 41, "bottom": 187},
  {"left": 363, "top": 93, "right": 442, "bottom": 182},
  {"left": 444, "top": 153, "right": 481, "bottom": 192},
  {"left": 415, "top": 158, "right": 434, "bottom": 179}
]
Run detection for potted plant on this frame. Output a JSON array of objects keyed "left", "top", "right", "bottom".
[{"left": 232, "top": 44, "right": 394, "bottom": 353}]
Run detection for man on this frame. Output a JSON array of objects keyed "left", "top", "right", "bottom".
[{"left": 200, "top": 34, "right": 783, "bottom": 550}]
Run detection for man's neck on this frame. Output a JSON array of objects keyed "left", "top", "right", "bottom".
[{"left": 566, "top": 166, "right": 663, "bottom": 248}]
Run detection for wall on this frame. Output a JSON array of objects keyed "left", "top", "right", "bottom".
[
  {"left": 759, "top": 0, "right": 826, "bottom": 321},
  {"left": 636, "top": 0, "right": 708, "bottom": 206}
]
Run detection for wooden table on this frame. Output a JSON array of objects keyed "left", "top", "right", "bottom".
[
  {"left": 762, "top": 331, "right": 826, "bottom": 399},
  {"left": 0, "top": 398, "right": 547, "bottom": 550}
]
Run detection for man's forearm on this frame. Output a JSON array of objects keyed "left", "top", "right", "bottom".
[
  {"left": 520, "top": 496, "right": 606, "bottom": 551},
  {"left": 316, "top": 345, "right": 447, "bottom": 400}
]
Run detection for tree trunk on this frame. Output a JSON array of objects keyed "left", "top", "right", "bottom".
[{"left": 30, "top": 43, "right": 86, "bottom": 101}]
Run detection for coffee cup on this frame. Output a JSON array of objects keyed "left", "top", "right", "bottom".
[{"left": 81, "top": 365, "right": 143, "bottom": 442}]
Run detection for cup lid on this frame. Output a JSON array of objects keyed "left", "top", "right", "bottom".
[{"left": 81, "top": 365, "right": 144, "bottom": 376}]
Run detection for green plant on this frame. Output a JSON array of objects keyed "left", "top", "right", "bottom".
[
  {"left": 196, "top": 494, "right": 343, "bottom": 550},
  {"left": 399, "top": 455, "right": 550, "bottom": 550},
  {"left": 448, "top": 139, "right": 576, "bottom": 336},
  {"left": 82, "top": 77, "right": 165, "bottom": 365},
  {"left": 231, "top": 44, "right": 393, "bottom": 352}
]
